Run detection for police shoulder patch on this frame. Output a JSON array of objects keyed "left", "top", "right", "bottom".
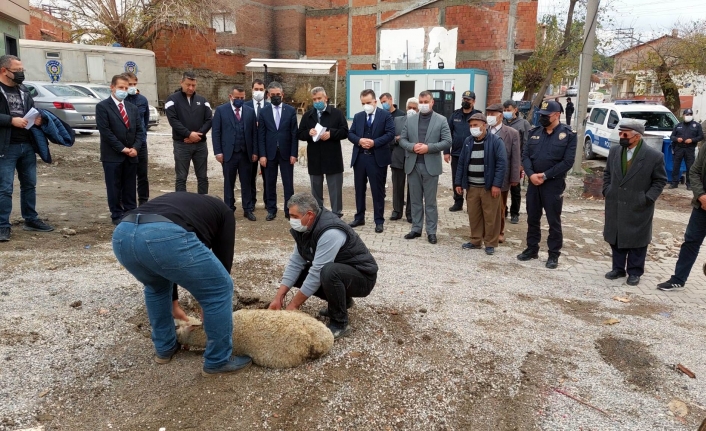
[{"left": 559, "top": 132, "right": 567, "bottom": 140}]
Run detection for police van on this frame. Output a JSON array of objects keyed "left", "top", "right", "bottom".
[{"left": 583, "top": 101, "right": 678, "bottom": 159}]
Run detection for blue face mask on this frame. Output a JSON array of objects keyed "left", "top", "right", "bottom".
[
  {"left": 503, "top": 112, "right": 514, "bottom": 120},
  {"left": 381, "top": 102, "right": 390, "bottom": 111},
  {"left": 114, "top": 90, "right": 128, "bottom": 101},
  {"left": 313, "top": 101, "right": 326, "bottom": 111},
  {"left": 232, "top": 98, "right": 244, "bottom": 108}
]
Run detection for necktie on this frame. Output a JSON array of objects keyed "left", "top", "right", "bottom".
[
  {"left": 118, "top": 103, "right": 130, "bottom": 128},
  {"left": 275, "top": 106, "right": 281, "bottom": 129},
  {"left": 256, "top": 102, "right": 261, "bottom": 118},
  {"left": 235, "top": 107, "right": 241, "bottom": 121},
  {"left": 367, "top": 114, "right": 373, "bottom": 127}
]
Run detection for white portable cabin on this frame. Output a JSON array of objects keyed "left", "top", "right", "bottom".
[
  {"left": 346, "top": 69, "right": 488, "bottom": 119},
  {"left": 18, "top": 39, "right": 158, "bottom": 106}
]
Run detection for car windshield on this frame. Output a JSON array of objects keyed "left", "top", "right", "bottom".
[
  {"left": 621, "top": 111, "right": 678, "bottom": 132},
  {"left": 43, "top": 85, "right": 88, "bottom": 97},
  {"left": 90, "top": 86, "right": 112, "bottom": 99}
]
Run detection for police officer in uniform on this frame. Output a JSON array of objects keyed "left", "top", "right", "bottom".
[
  {"left": 517, "top": 101, "right": 577, "bottom": 269},
  {"left": 445, "top": 90, "right": 481, "bottom": 211},
  {"left": 669, "top": 108, "right": 704, "bottom": 190}
]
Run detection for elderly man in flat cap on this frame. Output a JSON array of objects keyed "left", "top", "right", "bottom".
[{"left": 603, "top": 119, "right": 666, "bottom": 286}]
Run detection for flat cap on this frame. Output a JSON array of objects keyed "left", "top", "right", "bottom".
[
  {"left": 468, "top": 113, "right": 487, "bottom": 123},
  {"left": 486, "top": 103, "right": 504, "bottom": 112},
  {"left": 462, "top": 90, "right": 476, "bottom": 100},
  {"left": 618, "top": 119, "right": 645, "bottom": 135},
  {"left": 537, "top": 100, "right": 561, "bottom": 114}
]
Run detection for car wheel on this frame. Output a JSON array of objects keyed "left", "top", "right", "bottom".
[{"left": 584, "top": 138, "right": 595, "bottom": 160}]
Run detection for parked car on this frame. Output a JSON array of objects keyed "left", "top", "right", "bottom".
[
  {"left": 583, "top": 101, "right": 678, "bottom": 159},
  {"left": 23, "top": 81, "right": 100, "bottom": 132},
  {"left": 68, "top": 83, "right": 159, "bottom": 128},
  {"left": 587, "top": 91, "right": 605, "bottom": 106},
  {"left": 566, "top": 86, "right": 578, "bottom": 97}
]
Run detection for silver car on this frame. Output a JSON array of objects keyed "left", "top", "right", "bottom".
[
  {"left": 68, "top": 83, "right": 159, "bottom": 129},
  {"left": 23, "top": 81, "right": 99, "bottom": 131}
]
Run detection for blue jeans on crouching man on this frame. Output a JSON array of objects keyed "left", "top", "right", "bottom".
[
  {"left": 112, "top": 221, "right": 233, "bottom": 368},
  {"left": 0, "top": 143, "right": 39, "bottom": 228}
]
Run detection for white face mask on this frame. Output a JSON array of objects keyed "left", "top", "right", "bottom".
[
  {"left": 486, "top": 115, "right": 497, "bottom": 127},
  {"left": 252, "top": 91, "right": 265, "bottom": 102},
  {"left": 407, "top": 109, "right": 417, "bottom": 117},
  {"left": 470, "top": 127, "right": 483, "bottom": 137},
  {"left": 685, "top": 115, "right": 693, "bottom": 122},
  {"left": 363, "top": 103, "right": 376, "bottom": 115},
  {"left": 419, "top": 104, "right": 431, "bottom": 114},
  {"left": 289, "top": 216, "right": 308, "bottom": 233}
]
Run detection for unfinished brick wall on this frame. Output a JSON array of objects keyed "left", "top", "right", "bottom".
[{"left": 23, "top": 8, "right": 71, "bottom": 43}]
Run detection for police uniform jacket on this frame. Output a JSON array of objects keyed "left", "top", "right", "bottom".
[
  {"left": 522, "top": 123, "right": 577, "bottom": 181},
  {"left": 445, "top": 108, "right": 481, "bottom": 157},
  {"left": 602, "top": 141, "right": 667, "bottom": 249},
  {"left": 670, "top": 121, "right": 704, "bottom": 147}
]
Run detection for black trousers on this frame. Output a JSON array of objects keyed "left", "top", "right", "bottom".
[
  {"left": 264, "top": 150, "right": 294, "bottom": 217},
  {"left": 137, "top": 143, "right": 149, "bottom": 205},
  {"left": 610, "top": 244, "right": 647, "bottom": 276},
  {"left": 566, "top": 112, "right": 573, "bottom": 127},
  {"left": 671, "top": 146, "right": 695, "bottom": 186},
  {"left": 391, "top": 167, "right": 411, "bottom": 218},
  {"left": 353, "top": 153, "right": 387, "bottom": 225},
  {"left": 223, "top": 151, "right": 253, "bottom": 212},
  {"left": 526, "top": 179, "right": 565, "bottom": 255},
  {"left": 173, "top": 141, "right": 208, "bottom": 194},
  {"left": 509, "top": 183, "right": 521, "bottom": 217},
  {"left": 294, "top": 262, "right": 376, "bottom": 326},
  {"left": 250, "top": 160, "right": 267, "bottom": 206},
  {"left": 103, "top": 159, "right": 137, "bottom": 222},
  {"left": 450, "top": 155, "right": 463, "bottom": 207}
]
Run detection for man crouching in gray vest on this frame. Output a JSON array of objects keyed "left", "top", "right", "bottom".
[{"left": 268, "top": 192, "right": 378, "bottom": 339}]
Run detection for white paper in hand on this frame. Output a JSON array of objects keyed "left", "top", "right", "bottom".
[
  {"left": 313, "top": 123, "right": 327, "bottom": 142},
  {"left": 23, "top": 108, "right": 40, "bottom": 130}
]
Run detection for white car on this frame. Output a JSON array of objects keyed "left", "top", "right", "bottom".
[{"left": 583, "top": 101, "right": 678, "bottom": 159}]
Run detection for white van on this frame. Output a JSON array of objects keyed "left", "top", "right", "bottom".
[{"left": 583, "top": 101, "right": 678, "bottom": 159}]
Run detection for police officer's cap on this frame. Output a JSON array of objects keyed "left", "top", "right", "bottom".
[
  {"left": 486, "top": 103, "right": 504, "bottom": 113},
  {"left": 618, "top": 119, "right": 645, "bottom": 135},
  {"left": 537, "top": 100, "right": 562, "bottom": 115},
  {"left": 684, "top": 108, "right": 693, "bottom": 115},
  {"left": 462, "top": 90, "right": 476, "bottom": 100},
  {"left": 468, "top": 113, "right": 487, "bottom": 123}
]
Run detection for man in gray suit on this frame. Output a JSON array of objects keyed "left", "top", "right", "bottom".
[
  {"left": 390, "top": 97, "right": 418, "bottom": 222},
  {"left": 400, "top": 91, "right": 452, "bottom": 244},
  {"left": 603, "top": 119, "right": 666, "bottom": 286}
]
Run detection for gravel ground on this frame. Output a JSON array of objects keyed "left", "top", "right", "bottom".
[{"left": 1, "top": 117, "right": 705, "bottom": 430}]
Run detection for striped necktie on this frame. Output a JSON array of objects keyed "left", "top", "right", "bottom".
[{"left": 118, "top": 103, "right": 130, "bottom": 128}]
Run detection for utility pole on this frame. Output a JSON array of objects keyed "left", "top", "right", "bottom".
[
  {"left": 572, "top": 0, "right": 600, "bottom": 173},
  {"left": 501, "top": 0, "right": 519, "bottom": 102}
]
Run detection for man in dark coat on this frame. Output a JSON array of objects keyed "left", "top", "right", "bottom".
[
  {"left": 603, "top": 120, "right": 667, "bottom": 286},
  {"left": 297, "top": 87, "right": 348, "bottom": 218},
  {"left": 390, "top": 98, "right": 417, "bottom": 222},
  {"left": 564, "top": 97, "right": 575, "bottom": 127}
]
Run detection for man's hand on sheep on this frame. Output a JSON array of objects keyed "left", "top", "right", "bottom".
[{"left": 269, "top": 285, "right": 308, "bottom": 310}]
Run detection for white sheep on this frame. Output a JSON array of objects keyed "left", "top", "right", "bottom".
[{"left": 176, "top": 309, "right": 334, "bottom": 368}]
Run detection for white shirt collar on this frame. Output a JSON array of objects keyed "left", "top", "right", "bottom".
[
  {"left": 366, "top": 109, "right": 376, "bottom": 123},
  {"left": 111, "top": 95, "right": 124, "bottom": 108}
]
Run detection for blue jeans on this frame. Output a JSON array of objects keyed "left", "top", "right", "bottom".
[
  {"left": 0, "top": 142, "right": 38, "bottom": 228},
  {"left": 672, "top": 207, "right": 706, "bottom": 285},
  {"left": 112, "top": 221, "right": 233, "bottom": 367}
]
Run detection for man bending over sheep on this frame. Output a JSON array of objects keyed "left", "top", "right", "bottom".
[
  {"left": 112, "top": 192, "right": 252, "bottom": 376},
  {"left": 269, "top": 192, "right": 378, "bottom": 339}
]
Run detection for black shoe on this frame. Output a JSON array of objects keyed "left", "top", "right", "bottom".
[
  {"left": 0, "top": 227, "right": 10, "bottom": 242},
  {"left": 201, "top": 355, "right": 252, "bottom": 377},
  {"left": 23, "top": 219, "right": 54, "bottom": 232},
  {"left": 517, "top": 248, "right": 539, "bottom": 261},
  {"left": 427, "top": 234, "right": 437, "bottom": 244},
  {"left": 327, "top": 323, "right": 352, "bottom": 340},
  {"left": 349, "top": 219, "right": 365, "bottom": 228},
  {"left": 375, "top": 224, "right": 384, "bottom": 233},
  {"left": 462, "top": 242, "right": 482, "bottom": 250},
  {"left": 389, "top": 212, "right": 402, "bottom": 221},
  {"left": 626, "top": 275, "right": 640, "bottom": 286},
  {"left": 510, "top": 215, "right": 519, "bottom": 224},
  {"left": 485, "top": 246, "right": 495, "bottom": 255},
  {"left": 266, "top": 213, "right": 276, "bottom": 221},
  {"left": 669, "top": 184, "right": 678, "bottom": 189},
  {"left": 546, "top": 255, "right": 559, "bottom": 269},
  {"left": 657, "top": 280, "right": 685, "bottom": 291},
  {"left": 319, "top": 298, "right": 355, "bottom": 318},
  {"left": 406, "top": 217, "right": 412, "bottom": 223},
  {"left": 244, "top": 212, "right": 257, "bottom": 222},
  {"left": 449, "top": 203, "right": 463, "bottom": 212},
  {"left": 404, "top": 231, "right": 421, "bottom": 240},
  {"left": 605, "top": 270, "right": 627, "bottom": 280}
]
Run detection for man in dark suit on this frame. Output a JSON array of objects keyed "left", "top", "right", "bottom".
[
  {"left": 124, "top": 71, "right": 151, "bottom": 205},
  {"left": 390, "top": 98, "right": 417, "bottom": 222},
  {"left": 244, "top": 79, "right": 269, "bottom": 207},
  {"left": 348, "top": 89, "right": 396, "bottom": 233},
  {"left": 96, "top": 74, "right": 144, "bottom": 225},
  {"left": 258, "top": 81, "right": 298, "bottom": 220},
  {"left": 297, "top": 86, "right": 348, "bottom": 218},
  {"left": 212, "top": 85, "right": 258, "bottom": 221}
]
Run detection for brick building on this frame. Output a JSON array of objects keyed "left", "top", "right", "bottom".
[{"left": 23, "top": 7, "right": 71, "bottom": 43}]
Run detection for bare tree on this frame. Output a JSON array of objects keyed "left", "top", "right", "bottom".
[{"left": 53, "top": 0, "right": 237, "bottom": 48}]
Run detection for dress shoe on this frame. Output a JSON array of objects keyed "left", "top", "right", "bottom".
[
  {"left": 626, "top": 275, "right": 640, "bottom": 286},
  {"left": 462, "top": 242, "right": 482, "bottom": 250},
  {"left": 546, "top": 254, "right": 559, "bottom": 269},
  {"left": 449, "top": 203, "right": 463, "bottom": 212},
  {"left": 510, "top": 215, "right": 520, "bottom": 224},
  {"left": 349, "top": 219, "right": 365, "bottom": 228},
  {"left": 517, "top": 248, "right": 538, "bottom": 261},
  {"left": 406, "top": 217, "right": 412, "bottom": 223},
  {"left": 389, "top": 212, "right": 402, "bottom": 221},
  {"left": 404, "top": 231, "right": 421, "bottom": 240},
  {"left": 244, "top": 212, "right": 257, "bottom": 222},
  {"left": 605, "top": 269, "right": 626, "bottom": 280},
  {"left": 375, "top": 224, "right": 384, "bottom": 233},
  {"left": 266, "top": 212, "right": 276, "bottom": 221},
  {"left": 427, "top": 234, "right": 437, "bottom": 244},
  {"left": 668, "top": 184, "right": 678, "bottom": 189}
]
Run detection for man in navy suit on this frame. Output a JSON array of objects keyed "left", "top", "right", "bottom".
[
  {"left": 96, "top": 74, "right": 145, "bottom": 225},
  {"left": 212, "top": 85, "right": 258, "bottom": 221},
  {"left": 348, "top": 89, "right": 395, "bottom": 233},
  {"left": 258, "top": 81, "right": 298, "bottom": 220},
  {"left": 244, "top": 79, "right": 269, "bottom": 208}
]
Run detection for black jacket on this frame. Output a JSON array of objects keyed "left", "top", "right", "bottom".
[
  {"left": 165, "top": 90, "right": 212, "bottom": 142},
  {"left": 296, "top": 106, "right": 348, "bottom": 175},
  {"left": 96, "top": 97, "right": 144, "bottom": 163},
  {"left": 0, "top": 84, "right": 35, "bottom": 158},
  {"left": 670, "top": 120, "right": 704, "bottom": 146},
  {"left": 445, "top": 108, "right": 481, "bottom": 156}
]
